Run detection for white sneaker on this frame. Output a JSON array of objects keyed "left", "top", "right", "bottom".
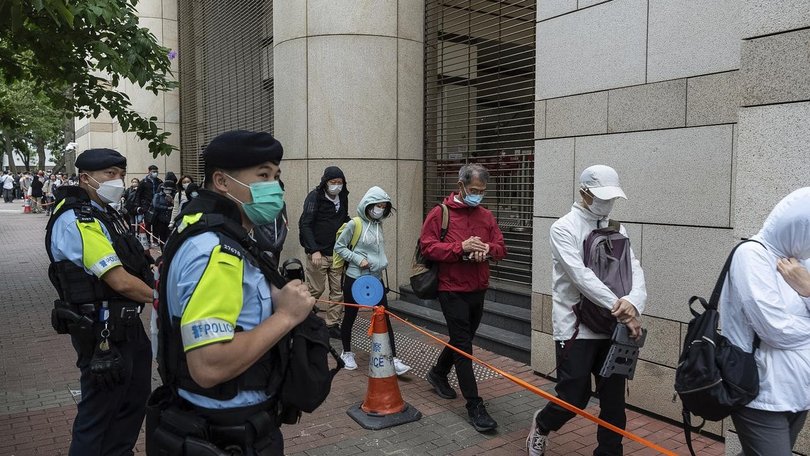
[
  {"left": 393, "top": 357, "right": 411, "bottom": 376},
  {"left": 526, "top": 409, "right": 548, "bottom": 456},
  {"left": 340, "top": 351, "right": 357, "bottom": 370}
]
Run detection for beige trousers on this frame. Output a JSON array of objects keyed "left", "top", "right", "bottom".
[{"left": 306, "top": 254, "right": 344, "bottom": 327}]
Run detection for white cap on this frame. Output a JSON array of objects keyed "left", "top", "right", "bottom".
[{"left": 579, "top": 165, "right": 627, "bottom": 200}]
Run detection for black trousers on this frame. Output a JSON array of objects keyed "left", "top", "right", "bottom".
[
  {"left": 537, "top": 339, "right": 626, "bottom": 456},
  {"left": 434, "top": 290, "right": 485, "bottom": 409},
  {"left": 69, "top": 323, "right": 152, "bottom": 456},
  {"left": 341, "top": 275, "right": 396, "bottom": 356},
  {"left": 152, "top": 220, "right": 170, "bottom": 246}
]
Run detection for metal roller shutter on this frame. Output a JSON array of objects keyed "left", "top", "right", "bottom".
[
  {"left": 178, "top": 0, "right": 274, "bottom": 182},
  {"left": 424, "top": 0, "right": 536, "bottom": 288}
]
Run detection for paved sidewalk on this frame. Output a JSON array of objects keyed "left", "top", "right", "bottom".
[{"left": 0, "top": 209, "right": 724, "bottom": 455}]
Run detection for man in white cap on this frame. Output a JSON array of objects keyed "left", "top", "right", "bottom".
[{"left": 526, "top": 165, "right": 647, "bottom": 456}]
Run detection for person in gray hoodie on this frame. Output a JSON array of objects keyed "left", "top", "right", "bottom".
[{"left": 334, "top": 186, "right": 411, "bottom": 375}]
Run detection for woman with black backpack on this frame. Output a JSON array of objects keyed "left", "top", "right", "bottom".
[{"left": 720, "top": 187, "right": 810, "bottom": 456}]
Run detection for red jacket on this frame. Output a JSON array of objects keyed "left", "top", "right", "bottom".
[{"left": 419, "top": 193, "right": 507, "bottom": 292}]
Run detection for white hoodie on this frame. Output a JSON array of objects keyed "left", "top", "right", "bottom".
[
  {"left": 719, "top": 187, "right": 810, "bottom": 412},
  {"left": 550, "top": 203, "right": 647, "bottom": 341}
]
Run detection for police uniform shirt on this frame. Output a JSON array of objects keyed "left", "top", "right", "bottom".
[
  {"left": 166, "top": 218, "right": 274, "bottom": 409},
  {"left": 50, "top": 200, "right": 123, "bottom": 277}
]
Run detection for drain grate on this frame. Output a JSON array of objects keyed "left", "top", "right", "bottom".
[{"left": 342, "top": 316, "right": 500, "bottom": 387}]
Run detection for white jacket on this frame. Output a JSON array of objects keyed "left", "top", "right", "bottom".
[
  {"left": 550, "top": 203, "right": 647, "bottom": 341},
  {"left": 719, "top": 188, "right": 810, "bottom": 412}
]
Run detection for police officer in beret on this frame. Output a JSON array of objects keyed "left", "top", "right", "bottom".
[
  {"left": 148, "top": 131, "right": 314, "bottom": 455},
  {"left": 45, "top": 148, "right": 154, "bottom": 456}
]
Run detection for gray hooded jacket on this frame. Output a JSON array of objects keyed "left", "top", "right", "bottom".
[{"left": 334, "top": 186, "right": 392, "bottom": 279}]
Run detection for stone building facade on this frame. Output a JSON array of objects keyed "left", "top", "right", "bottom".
[
  {"left": 529, "top": 1, "right": 810, "bottom": 453},
  {"left": 73, "top": 0, "right": 181, "bottom": 178}
]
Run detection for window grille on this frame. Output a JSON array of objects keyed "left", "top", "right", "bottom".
[
  {"left": 178, "top": 0, "right": 274, "bottom": 182},
  {"left": 424, "top": 0, "right": 537, "bottom": 287}
]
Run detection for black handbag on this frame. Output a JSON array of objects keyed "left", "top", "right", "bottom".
[{"left": 409, "top": 204, "right": 448, "bottom": 299}]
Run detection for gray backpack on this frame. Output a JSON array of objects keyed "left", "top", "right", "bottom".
[{"left": 572, "top": 220, "right": 633, "bottom": 337}]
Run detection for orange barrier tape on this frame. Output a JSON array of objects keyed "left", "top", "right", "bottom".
[{"left": 317, "top": 298, "right": 677, "bottom": 456}]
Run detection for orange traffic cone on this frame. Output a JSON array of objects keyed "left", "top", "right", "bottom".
[
  {"left": 23, "top": 197, "right": 31, "bottom": 213},
  {"left": 347, "top": 306, "right": 422, "bottom": 430}
]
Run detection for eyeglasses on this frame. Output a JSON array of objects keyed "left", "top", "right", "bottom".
[{"left": 463, "top": 184, "right": 486, "bottom": 196}]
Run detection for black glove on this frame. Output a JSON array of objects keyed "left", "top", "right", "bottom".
[{"left": 90, "top": 339, "right": 126, "bottom": 391}]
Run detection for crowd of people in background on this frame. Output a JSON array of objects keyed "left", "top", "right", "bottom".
[
  {"left": 1, "top": 169, "right": 78, "bottom": 212},
  {"left": 3, "top": 166, "right": 201, "bottom": 252}
]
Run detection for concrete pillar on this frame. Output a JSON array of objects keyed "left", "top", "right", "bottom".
[
  {"left": 74, "top": 0, "right": 180, "bottom": 179},
  {"left": 273, "top": 0, "right": 425, "bottom": 290}
]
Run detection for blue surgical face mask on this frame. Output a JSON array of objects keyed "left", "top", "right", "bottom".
[
  {"left": 225, "top": 174, "right": 284, "bottom": 225},
  {"left": 463, "top": 194, "right": 483, "bottom": 207},
  {"left": 462, "top": 185, "right": 484, "bottom": 207}
]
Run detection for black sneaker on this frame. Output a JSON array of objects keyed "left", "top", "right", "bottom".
[
  {"left": 328, "top": 325, "right": 341, "bottom": 339},
  {"left": 427, "top": 368, "right": 457, "bottom": 399},
  {"left": 467, "top": 402, "right": 498, "bottom": 433}
]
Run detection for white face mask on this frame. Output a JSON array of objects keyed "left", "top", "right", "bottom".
[
  {"left": 588, "top": 197, "right": 615, "bottom": 217},
  {"left": 150, "top": 171, "right": 158, "bottom": 178},
  {"left": 89, "top": 176, "right": 126, "bottom": 205},
  {"left": 182, "top": 182, "right": 190, "bottom": 190},
  {"left": 370, "top": 206, "right": 385, "bottom": 219},
  {"left": 327, "top": 184, "right": 343, "bottom": 195}
]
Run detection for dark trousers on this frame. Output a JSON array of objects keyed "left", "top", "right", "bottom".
[
  {"left": 731, "top": 407, "right": 808, "bottom": 456},
  {"left": 537, "top": 339, "right": 626, "bottom": 456},
  {"left": 2, "top": 188, "right": 13, "bottom": 202},
  {"left": 341, "top": 275, "right": 396, "bottom": 356},
  {"left": 69, "top": 324, "right": 152, "bottom": 456},
  {"left": 434, "top": 291, "right": 485, "bottom": 409},
  {"left": 152, "top": 220, "right": 170, "bottom": 246}
]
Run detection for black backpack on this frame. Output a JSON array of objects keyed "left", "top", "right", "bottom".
[{"left": 674, "top": 240, "right": 762, "bottom": 456}]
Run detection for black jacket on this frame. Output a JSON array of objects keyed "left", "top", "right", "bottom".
[
  {"left": 136, "top": 175, "right": 162, "bottom": 213},
  {"left": 30, "top": 176, "right": 44, "bottom": 198},
  {"left": 298, "top": 167, "right": 349, "bottom": 256}
]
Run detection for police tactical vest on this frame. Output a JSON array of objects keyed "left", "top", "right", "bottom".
[
  {"left": 156, "top": 193, "right": 284, "bottom": 401},
  {"left": 45, "top": 186, "right": 153, "bottom": 306}
]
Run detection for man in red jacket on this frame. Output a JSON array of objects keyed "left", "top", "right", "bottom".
[{"left": 419, "top": 163, "right": 507, "bottom": 432}]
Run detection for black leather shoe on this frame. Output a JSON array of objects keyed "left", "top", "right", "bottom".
[
  {"left": 427, "top": 368, "right": 457, "bottom": 399},
  {"left": 468, "top": 402, "right": 498, "bottom": 432},
  {"left": 328, "top": 325, "right": 341, "bottom": 339}
]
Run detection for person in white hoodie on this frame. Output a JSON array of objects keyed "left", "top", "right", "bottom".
[
  {"left": 720, "top": 187, "right": 810, "bottom": 456},
  {"left": 527, "top": 165, "right": 647, "bottom": 456}
]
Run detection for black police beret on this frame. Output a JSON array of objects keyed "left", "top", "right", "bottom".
[
  {"left": 75, "top": 148, "right": 127, "bottom": 171},
  {"left": 203, "top": 130, "right": 283, "bottom": 169}
]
